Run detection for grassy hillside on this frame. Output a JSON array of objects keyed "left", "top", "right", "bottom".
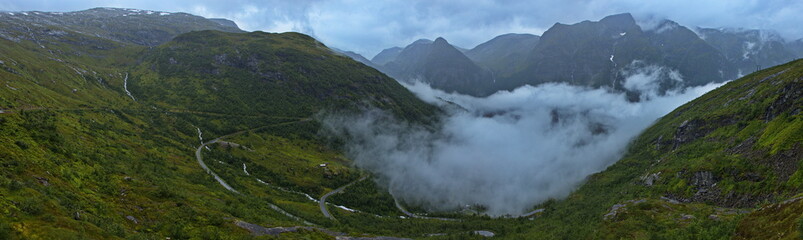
[
  {"left": 1, "top": 9, "right": 801, "bottom": 238},
  {"left": 0, "top": 26, "right": 470, "bottom": 239},
  {"left": 0, "top": 21, "right": 142, "bottom": 110},
  {"left": 512, "top": 59, "right": 802, "bottom": 239},
  {"left": 132, "top": 30, "right": 436, "bottom": 121}
]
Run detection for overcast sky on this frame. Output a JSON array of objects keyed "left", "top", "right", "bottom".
[{"left": 2, "top": 0, "right": 802, "bottom": 57}]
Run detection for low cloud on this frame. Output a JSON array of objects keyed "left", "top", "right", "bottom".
[
  {"left": 621, "top": 60, "right": 684, "bottom": 100},
  {"left": 322, "top": 67, "right": 724, "bottom": 216}
]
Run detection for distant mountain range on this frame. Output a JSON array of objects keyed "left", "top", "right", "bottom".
[
  {"left": 696, "top": 27, "right": 799, "bottom": 76},
  {"left": 356, "top": 13, "right": 803, "bottom": 97},
  {"left": 0, "top": 7, "right": 243, "bottom": 46}
]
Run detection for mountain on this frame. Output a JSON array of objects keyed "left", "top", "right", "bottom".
[
  {"left": 208, "top": 18, "right": 239, "bottom": 29},
  {"left": 366, "top": 13, "right": 800, "bottom": 99},
  {"left": 788, "top": 39, "right": 803, "bottom": 58},
  {"left": 502, "top": 13, "right": 735, "bottom": 94},
  {"left": 514, "top": 58, "right": 803, "bottom": 239},
  {"left": 698, "top": 28, "right": 798, "bottom": 76},
  {"left": 0, "top": 8, "right": 243, "bottom": 46},
  {"left": 453, "top": 45, "right": 470, "bottom": 53},
  {"left": 133, "top": 30, "right": 435, "bottom": 119},
  {"left": 370, "top": 47, "right": 402, "bottom": 65},
  {"left": 0, "top": 8, "right": 450, "bottom": 239},
  {"left": 331, "top": 47, "right": 380, "bottom": 69},
  {"left": 2, "top": 7, "right": 802, "bottom": 239},
  {"left": 642, "top": 20, "right": 738, "bottom": 86},
  {"left": 378, "top": 37, "right": 495, "bottom": 96},
  {"left": 466, "top": 33, "right": 540, "bottom": 77}
]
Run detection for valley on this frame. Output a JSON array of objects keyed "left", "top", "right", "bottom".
[{"left": 0, "top": 6, "right": 800, "bottom": 240}]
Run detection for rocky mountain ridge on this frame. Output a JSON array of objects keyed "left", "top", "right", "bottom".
[{"left": 361, "top": 13, "right": 802, "bottom": 97}]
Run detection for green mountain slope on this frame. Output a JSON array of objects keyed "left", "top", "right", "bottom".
[
  {"left": 0, "top": 8, "right": 243, "bottom": 46},
  {"left": 0, "top": 14, "right": 467, "bottom": 238},
  {"left": 0, "top": 19, "right": 142, "bottom": 110},
  {"left": 2, "top": 7, "right": 801, "bottom": 239},
  {"left": 512, "top": 59, "right": 802, "bottom": 239},
  {"left": 331, "top": 47, "right": 380, "bottom": 69},
  {"left": 131, "top": 30, "right": 435, "bottom": 120}
]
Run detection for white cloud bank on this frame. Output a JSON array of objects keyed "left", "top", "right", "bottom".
[{"left": 323, "top": 67, "right": 724, "bottom": 216}]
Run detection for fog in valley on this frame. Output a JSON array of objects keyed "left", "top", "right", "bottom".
[{"left": 324, "top": 62, "right": 725, "bottom": 216}]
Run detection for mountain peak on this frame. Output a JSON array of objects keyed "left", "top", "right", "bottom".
[
  {"left": 433, "top": 37, "right": 449, "bottom": 46},
  {"left": 496, "top": 33, "right": 539, "bottom": 39},
  {"left": 600, "top": 13, "right": 636, "bottom": 27},
  {"left": 411, "top": 38, "right": 433, "bottom": 45},
  {"left": 374, "top": 34, "right": 493, "bottom": 96},
  {"left": 209, "top": 18, "right": 239, "bottom": 28}
]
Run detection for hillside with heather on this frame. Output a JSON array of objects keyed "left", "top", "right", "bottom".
[
  {"left": 0, "top": 6, "right": 801, "bottom": 240},
  {"left": 515, "top": 59, "right": 802, "bottom": 239}
]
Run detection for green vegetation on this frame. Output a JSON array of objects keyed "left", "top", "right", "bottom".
[
  {"left": 133, "top": 30, "right": 438, "bottom": 121},
  {"left": 1, "top": 9, "right": 800, "bottom": 238},
  {"left": 507, "top": 59, "right": 802, "bottom": 239},
  {"left": 327, "top": 178, "right": 403, "bottom": 216},
  {"left": 0, "top": 20, "right": 445, "bottom": 238}
]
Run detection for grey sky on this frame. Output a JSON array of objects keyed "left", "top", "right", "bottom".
[{"left": 2, "top": 0, "right": 801, "bottom": 57}]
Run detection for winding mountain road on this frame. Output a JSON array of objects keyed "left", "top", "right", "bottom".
[
  {"left": 319, "top": 175, "right": 368, "bottom": 220},
  {"left": 194, "top": 119, "right": 316, "bottom": 225},
  {"left": 195, "top": 131, "right": 239, "bottom": 193}
]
